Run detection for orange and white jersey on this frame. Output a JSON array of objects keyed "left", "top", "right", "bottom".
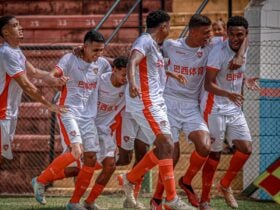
[
  {"left": 56, "top": 53, "right": 111, "bottom": 118},
  {"left": 162, "top": 37, "right": 222, "bottom": 103},
  {"left": 0, "top": 42, "right": 26, "bottom": 120},
  {"left": 96, "top": 72, "right": 125, "bottom": 135},
  {"left": 125, "top": 33, "right": 166, "bottom": 112},
  {"left": 201, "top": 40, "right": 247, "bottom": 119}
]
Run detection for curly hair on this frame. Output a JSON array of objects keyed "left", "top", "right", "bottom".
[
  {"left": 227, "top": 16, "right": 248, "bottom": 29},
  {"left": 113, "top": 56, "right": 128, "bottom": 69}
]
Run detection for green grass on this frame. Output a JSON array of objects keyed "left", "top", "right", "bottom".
[{"left": 0, "top": 196, "right": 279, "bottom": 210}]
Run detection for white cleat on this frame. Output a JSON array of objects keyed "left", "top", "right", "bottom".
[
  {"left": 121, "top": 173, "right": 137, "bottom": 207},
  {"left": 31, "top": 177, "right": 46, "bottom": 205},
  {"left": 164, "top": 196, "right": 196, "bottom": 210}
]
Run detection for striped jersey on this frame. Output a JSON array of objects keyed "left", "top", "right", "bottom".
[
  {"left": 95, "top": 72, "right": 125, "bottom": 134},
  {"left": 125, "top": 33, "right": 166, "bottom": 112},
  {"left": 0, "top": 42, "right": 26, "bottom": 120},
  {"left": 56, "top": 53, "right": 111, "bottom": 118},
  {"left": 162, "top": 37, "right": 221, "bottom": 103},
  {"left": 201, "top": 40, "right": 247, "bottom": 118}
]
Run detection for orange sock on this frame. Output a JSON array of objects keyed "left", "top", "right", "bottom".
[
  {"left": 85, "top": 183, "right": 105, "bottom": 204},
  {"left": 153, "top": 173, "right": 164, "bottom": 200},
  {"left": 159, "top": 159, "right": 176, "bottom": 201},
  {"left": 37, "top": 152, "right": 76, "bottom": 185},
  {"left": 94, "top": 162, "right": 103, "bottom": 171},
  {"left": 127, "top": 150, "right": 158, "bottom": 183},
  {"left": 220, "top": 150, "right": 250, "bottom": 188},
  {"left": 52, "top": 169, "right": 66, "bottom": 181},
  {"left": 183, "top": 151, "right": 207, "bottom": 185},
  {"left": 70, "top": 166, "right": 95, "bottom": 203},
  {"left": 201, "top": 157, "right": 219, "bottom": 202},
  {"left": 134, "top": 176, "right": 144, "bottom": 199}
]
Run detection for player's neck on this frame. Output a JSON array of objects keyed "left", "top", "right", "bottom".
[
  {"left": 146, "top": 29, "right": 164, "bottom": 45},
  {"left": 5, "top": 37, "right": 20, "bottom": 48},
  {"left": 110, "top": 74, "right": 121, "bottom": 88},
  {"left": 185, "top": 36, "right": 200, "bottom": 48}
]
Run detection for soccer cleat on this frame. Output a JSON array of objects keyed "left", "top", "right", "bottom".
[
  {"left": 217, "top": 183, "right": 238, "bottom": 208},
  {"left": 164, "top": 196, "right": 196, "bottom": 210},
  {"left": 31, "top": 177, "right": 46, "bottom": 205},
  {"left": 83, "top": 201, "right": 108, "bottom": 210},
  {"left": 120, "top": 174, "right": 137, "bottom": 207},
  {"left": 123, "top": 198, "right": 146, "bottom": 209},
  {"left": 199, "top": 202, "right": 214, "bottom": 210},
  {"left": 179, "top": 177, "right": 199, "bottom": 207},
  {"left": 150, "top": 198, "right": 163, "bottom": 210},
  {"left": 66, "top": 202, "right": 87, "bottom": 210}
]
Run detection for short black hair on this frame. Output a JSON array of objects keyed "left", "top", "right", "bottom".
[
  {"left": 113, "top": 56, "right": 128, "bottom": 69},
  {"left": 146, "top": 10, "right": 170, "bottom": 29},
  {"left": 84, "top": 30, "right": 105, "bottom": 43},
  {"left": 0, "top": 15, "right": 15, "bottom": 37},
  {"left": 189, "top": 14, "right": 211, "bottom": 29},
  {"left": 227, "top": 16, "right": 248, "bottom": 30}
]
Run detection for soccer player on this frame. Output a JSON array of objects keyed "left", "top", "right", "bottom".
[
  {"left": 31, "top": 30, "right": 108, "bottom": 210},
  {"left": 0, "top": 15, "right": 67, "bottom": 164},
  {"left": 83, "top": 56, "right": 128, "bottom": 210},
  {"left": 200, "top": 16, "right": 259, "bottom": 209},
  {"left": 151, "top": 14, "right": 246, "bottom": 210},
  {"left": 121, "top": 10, "right": 193, "bottom": 210}
]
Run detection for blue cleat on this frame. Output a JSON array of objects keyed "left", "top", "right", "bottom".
[{"left": 31, "top": 177, "right": 46, "bottom": 205}]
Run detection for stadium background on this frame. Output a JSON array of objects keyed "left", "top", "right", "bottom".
[{"left": 0, "top": 0, "right": 279, "bottom": 207}]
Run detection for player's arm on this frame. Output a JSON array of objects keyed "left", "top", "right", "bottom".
[
  {"left": 228, "top": 36, "right": 248, "bottom": 70},
  {"left": 127, "top": 50, "right": 144, "bottom": 98},
  {"left": 166, "top": 71, "right": 186, "bottom": 85},
  {"left": 204, "top": 67, "right": 244, "bottom": 106},
  {"left": 26, "top": 61, "right": 68, "bottom": 87},
  {"left": 14, "top": 73, "right": 67, "bottom": 114}
]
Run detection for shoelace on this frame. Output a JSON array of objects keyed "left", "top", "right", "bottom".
[{"left": 37, "top": 185, "right": 45, "bottom": 196}]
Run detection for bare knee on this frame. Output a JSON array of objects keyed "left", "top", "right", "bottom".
[
  {"left": 83, "top": 152, "right": 97, "bottom": 167},
  {"left": 154, "top": 134, "right": 174, "bottom": 159}
]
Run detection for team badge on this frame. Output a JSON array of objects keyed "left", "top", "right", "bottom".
[
  {"left": 124, "top": 136, "right": 130, "bottom": 142},
  {"left": 70, "top": 130, "right": 77, "bottom": 137},
  {"left": 210, "top": 137, "right": 215, "bottom": 144},
  {"left": 93, "top": 68, "right": 98, "bottom": 74},
  {"left": 119, "top": 92, "right": 124, "bottom": 97},
  {"left": 160, "top": 120, "right": 167, "bottom": 127},
  {"left": 197, "top": 51, "right": 203, "bottom": 58},
  {"left": 3, "top": 144, "right": 9, "bottom": 151}
]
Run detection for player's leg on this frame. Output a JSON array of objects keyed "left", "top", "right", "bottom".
[
  {"left": 218, "top": 113, "right": 252, "bottom": 208},
  {"left": 32, "top": 116, "right": 80, "bottom": 205},
  {"left": 67, "top": 118, "right": 98, "bottom": 209},
  {"left": 200, "top": 113, "right": 225, "bottom": 210},
  {"left": 0, "top": 119, "right": 16, "bottom": 162}
]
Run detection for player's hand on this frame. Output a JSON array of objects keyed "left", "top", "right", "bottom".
[
  {"left": 176, "top": 73, "right": 187, "bottom": 85},
  {"left": 228, "top": 55, "right": 244, "bottom": 70},
  {"left": 227, "top": 92, "right": 244, "bottom": 106},
  {"left": 47, "top": 104, "right": 68, "bottom": 114},
  {"left": 72, "top": 46, "right": 84, "bottom": 59},
  {"left": 53, "top": 76, "right": 69, "bottom": 87},
  {"left": 70, "top": 143, "right": 82, "bottom": 160},
  {"left": 245, "top": 77, "right": 260, "bottom": 91},
  {"left": 129, "top": 83, "right": 140, "bottom": 98}
]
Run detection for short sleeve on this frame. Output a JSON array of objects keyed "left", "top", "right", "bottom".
[
  {"left": 2, "top": 49, "right": 26, "bottom": 78},
  {"left": 99, "top": 57, "right": 112, "bottom": 74},
  {"left": 56, "top": 53, "right": 73, "bottom": 75},
  {"left": 207, "top": 43, "right": 224, "bottom": 71},
  {"left": 131, "top": 35, "right": 151, "bottom": 56}
]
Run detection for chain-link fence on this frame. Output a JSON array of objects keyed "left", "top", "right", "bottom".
[{"left": 0, "top": 40, "right": 279, "bottom": 202}]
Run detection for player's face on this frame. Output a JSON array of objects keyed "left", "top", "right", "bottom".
[
  {"left": 159, "top": 21, "right": 170, "bottom": 40},
  {"left": 83, "top": 41, "right": 105, "bottom": 62},
  {"left": 227, "top": 26, "right": 247, "bottom": 51},
  {"left": 113, "top": 67, "right": 127, "bottom": 86},
  {"left": 212, "top": 23, "right": 226, "bottom": 37},
  {"left": 192, "top": 25, "right": 212, "bottom": 47},
  {"left": 3, "top": 18, "right": 23, "bottom": 40}
]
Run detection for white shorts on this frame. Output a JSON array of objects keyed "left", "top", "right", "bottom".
[
  {"left": 0, "top": 119, "right": 17, "bottom": 160},
  {"left": 208, "top": 111, "right": 252, "bottom": 152},
  {"left": 97, "top": 133, "right": 117, "bottom": 164},
  {"left": 58, "top": 114, "right": 99, "bottom": 153},
  {"left": 129, "top": 103, "right": 171, "bottom": 145},
  {"left": 119, "top": 112, "right": 149, "bottom": 150},
  {"left": 165, "top": 97, "right": 209, "bottom": 143}
]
